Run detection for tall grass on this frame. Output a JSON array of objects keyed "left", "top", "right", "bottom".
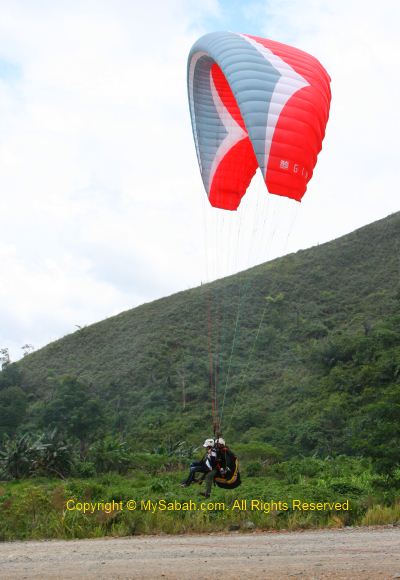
[
  {"left": 361, "top": 504, "right": 400, "bottom": 526},
  {"left": 1, "top": 460, "right": 399, "bottom": 541}
]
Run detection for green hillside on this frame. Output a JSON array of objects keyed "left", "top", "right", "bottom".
[{"left": 3, "top": 211, "right": 400, "bottom": 470}]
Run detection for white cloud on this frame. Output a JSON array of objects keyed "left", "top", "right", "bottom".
[
  {"left": 0, "top": 0, "right": 217, "bottom": 359},
  {"left": 254, "top": 0, "right": 400, "bottom": 239},
  {"left": 0, "top": 0, "right": 398, "bottom": 361}
]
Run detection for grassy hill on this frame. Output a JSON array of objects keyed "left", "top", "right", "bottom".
[{"left": 6, "top": 211, "right": 400, "bottom": 468}]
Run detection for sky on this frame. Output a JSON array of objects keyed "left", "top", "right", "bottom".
[{"left": 0, "top": 0, "right": 399, "bottom": 361}]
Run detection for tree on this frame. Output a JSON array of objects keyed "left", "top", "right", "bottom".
[
  {"left": 42, "top": 376, "right": 104, "bottom": 458},
  {"left": 0, "top": 434, "right": 35, "bottom": 479},
  {"left": 0, "top": 363, "right": 21, "bottom": 391},
  {"left": 352, "top": 385, "right": 400, "bottom": 473},
  {"left": 0, "top": 386, "right": 27, "bottom": 439},
  {"left": 88, "top": 435, "right": 132, "bottom": 474},
  {"left": 32, "top": 429, "right": 73, "bottom": 478},
  {"left": 21, "top": 344, "right": 34, "bottom": 357},
  {"left": 0, "top": 430, "right": 73, "bottom": 480},
  {"left": 0, "top": 347, "right": 10, "bottom": 370}
]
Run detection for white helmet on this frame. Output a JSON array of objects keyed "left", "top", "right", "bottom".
[
  {"left": 216, "top": 437, "right": 225, "bottom": 445},
  {"left": 203, "top": 438, "right": 215, "bottom": 448}
]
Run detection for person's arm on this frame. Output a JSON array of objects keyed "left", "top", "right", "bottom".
[{"left": 210, "top": 450, "right": 221, "bottom": 471}]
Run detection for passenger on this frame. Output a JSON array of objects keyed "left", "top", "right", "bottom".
[{"left": 180, "top": 438, "right": 217, "bottom": 487}]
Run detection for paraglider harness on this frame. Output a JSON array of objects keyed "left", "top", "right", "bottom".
[
  {"left": 182, "top": 437, "right": 241, "bottom": 489},
  {"left": 214, "top": 445, "right": 241, "bottom": 489}
]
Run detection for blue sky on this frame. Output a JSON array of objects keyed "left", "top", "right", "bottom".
[
  {"left": 0, "top": 0, "right": 399, "bottom": 361},
  {"left": 0, "top": 58, "right": 21, "bottom": 80},
  {"left": 204, "top": 1, "right": 264, "bottom": 33},
  {"left": 200, "top": 0, "right": 308, "bottom": 43}
]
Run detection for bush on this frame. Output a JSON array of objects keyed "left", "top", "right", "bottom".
[
  {"left": 88, "top": 436, "right": 133, "bottom": 475},
  {"left": 234, "top": 442, "right": 282, "bottom": 466}
]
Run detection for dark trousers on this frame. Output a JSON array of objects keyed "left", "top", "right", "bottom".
[
  {"left": 184, "top": 461, "right": 209, "bottom": 485},
  {"left": 205, "top": 468, "right": 217, "bottom": 495}
]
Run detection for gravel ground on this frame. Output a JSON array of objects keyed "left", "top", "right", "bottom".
[{"left": 0, "top": 526, "right": 400, "bottom": 579}]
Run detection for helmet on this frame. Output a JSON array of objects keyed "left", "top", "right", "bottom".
[
  {"left": 203, "top": 438, "right": 215, "bottom": 448},
  {"left": 216, "top": 437, "right": 225, "bottom": 445}
]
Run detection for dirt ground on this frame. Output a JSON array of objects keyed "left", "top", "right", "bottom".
[{"left": 0, "top": 526, "right": 400, "bottom": 579}]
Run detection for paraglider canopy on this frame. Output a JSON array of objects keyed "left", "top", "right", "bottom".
[{"left": 187, "top": 32, "right": 331, "bottom": 210}]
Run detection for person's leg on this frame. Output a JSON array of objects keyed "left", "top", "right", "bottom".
[
  {"left": 182, "top": 461, "right": 204, "bottom": 486},
  {"left": 202, "top": 469, "right": 217, "bottom": 497},
  {"left": 192, "top": 464, "right": 209, "bottom": 483}
]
